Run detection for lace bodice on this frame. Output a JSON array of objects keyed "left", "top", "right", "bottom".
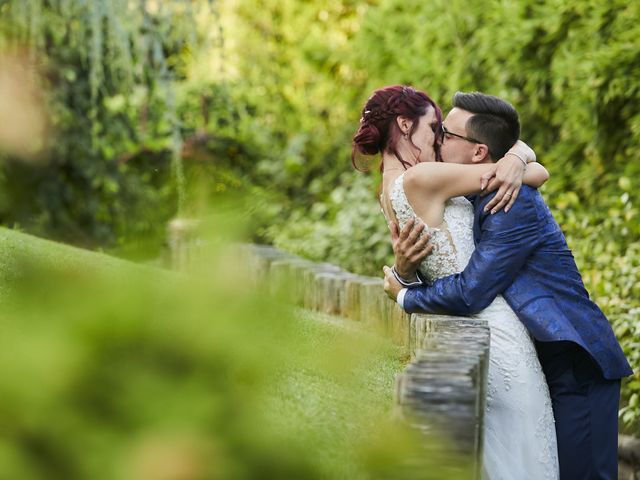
[{"left": 388, "top": 174, "right": 475, "bottom": 282}]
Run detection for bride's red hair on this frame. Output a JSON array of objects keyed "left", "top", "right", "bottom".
[{"left": 352, "top": 85, "right": 442, "bottom": 172}]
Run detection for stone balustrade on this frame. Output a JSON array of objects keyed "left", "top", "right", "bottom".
[{"left": 240, "top": 243, "right": 489, "bottom": 478}]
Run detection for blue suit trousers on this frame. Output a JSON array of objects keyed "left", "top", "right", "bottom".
[{"left": 535, "top": 341, "right": 620, "bottom": 480}]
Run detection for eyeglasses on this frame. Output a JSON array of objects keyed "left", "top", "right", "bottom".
[{"left": 441, "top": 125, "right": 482, "bottom": 144}]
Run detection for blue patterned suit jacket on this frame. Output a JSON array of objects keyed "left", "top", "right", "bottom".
[{"left": 403, "top": 186, "right": 633, "bottom": 380}]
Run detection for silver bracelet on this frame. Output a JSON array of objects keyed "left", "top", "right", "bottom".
[{"left": 507, "top": 150, "right": 528, "bottom": 167}]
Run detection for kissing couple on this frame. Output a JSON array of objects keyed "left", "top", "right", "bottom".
[{"left": 351, "top": 86, "right": 632, "bottom": 479}]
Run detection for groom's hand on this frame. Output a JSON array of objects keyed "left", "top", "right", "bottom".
[
  {"left": 383, "top": 265, "right": 403, "bottom": 301},
  {"left": 391, "top": 218, "right": 433, "bottom": 280}
]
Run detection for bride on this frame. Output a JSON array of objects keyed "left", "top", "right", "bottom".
[{"left": 351, "top": 85, "right": 559, "bottom": 479}]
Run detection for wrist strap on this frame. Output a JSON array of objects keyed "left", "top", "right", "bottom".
[{"left": 391, "top": 265, "right": 424, "bottom": 287}]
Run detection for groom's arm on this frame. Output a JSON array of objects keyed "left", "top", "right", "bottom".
[{"left": 402, "top": 188, "right": 542, "bottom": 315}]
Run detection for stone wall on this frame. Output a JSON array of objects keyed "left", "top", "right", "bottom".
[
  {"left": 242, "top": 243, "right": 489, "bottom": 478},
  {"left": 620, "top": 435, "right": 640, "bottom": 480}
]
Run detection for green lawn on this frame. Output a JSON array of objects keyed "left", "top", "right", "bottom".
[
  {"left": 263, "top": 309, "right": 406, "bottom": 478},
  {"left": 0, "top": 227, "right": 159, "bottom": 297}
]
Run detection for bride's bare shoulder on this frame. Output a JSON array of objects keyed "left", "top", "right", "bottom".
[
  {"left": 403, "top": 162, "right": 444, "bottom": 193},
  {"left": 401, "top": 165, "right": 447, "bottom": 226}
]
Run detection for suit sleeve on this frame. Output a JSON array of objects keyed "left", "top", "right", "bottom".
[{"left": 403, "top": 189, "right": 541, "bottom": 315}]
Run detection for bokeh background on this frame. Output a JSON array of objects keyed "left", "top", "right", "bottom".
[{"left": 0, "top": 0, "right": 638, "bottom": 476}]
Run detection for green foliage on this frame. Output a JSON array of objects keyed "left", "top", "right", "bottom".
[
  {"left": 213, "top": 0, "right": 372, "bottom": 199},
  {"left": 0, "top": 0, "right": 219, "bottom": 248},
  {"left": 268, "top": 173, "right": 393, "bottom": 274}
]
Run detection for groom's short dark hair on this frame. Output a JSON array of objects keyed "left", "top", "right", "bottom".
[{"left": 452, "top": 92, "right": 520, "bottom": 160}]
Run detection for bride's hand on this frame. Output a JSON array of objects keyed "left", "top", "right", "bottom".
[{"left": 481, "top": 141, "right": 536, "bottom": 213}]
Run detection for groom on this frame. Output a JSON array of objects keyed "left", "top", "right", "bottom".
[{"left": 383, "top": 92, "right": 633, "bottom": 479}]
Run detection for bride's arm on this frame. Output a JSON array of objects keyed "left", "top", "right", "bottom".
[
  {"left": 482, "top": 140, "right": 552, "bottom": 213},
  {"left": 403, "top": 160, "right": 548, "bottom": 202},
  {"left": 521, "top": 162, "right": 549, "bottom": 188}
]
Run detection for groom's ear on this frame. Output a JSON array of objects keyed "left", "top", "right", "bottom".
[{"left": 470, "top": 144, "right": 491, "bottom": 163}]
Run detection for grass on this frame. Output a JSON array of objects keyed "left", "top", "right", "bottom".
[
  {"left": 0, "top": 227, "right": 160, "bottom": 296},
  {"left": 264, "top": 309, "right": 406, "bottom": 478}
]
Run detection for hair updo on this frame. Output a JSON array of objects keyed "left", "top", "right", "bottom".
[{"left": 351, "top": 85, "right": 442, "bottom": 172}]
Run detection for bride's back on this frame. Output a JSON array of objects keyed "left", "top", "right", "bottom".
[{"left": 382, "top": 173, "right": 475, "bottom": 283}]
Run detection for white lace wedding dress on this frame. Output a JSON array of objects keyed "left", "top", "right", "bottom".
[{"left": 388, "top": 174, "right": 559, "bottom": 480}]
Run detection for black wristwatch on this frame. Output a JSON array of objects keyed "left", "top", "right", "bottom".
[{"left": 391, "top": 265, "right": 425, "bottom": 287}]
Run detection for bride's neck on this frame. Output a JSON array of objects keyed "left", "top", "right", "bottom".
[{"left": 382, "top": 151, "right": 417, "bottom": 174}]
